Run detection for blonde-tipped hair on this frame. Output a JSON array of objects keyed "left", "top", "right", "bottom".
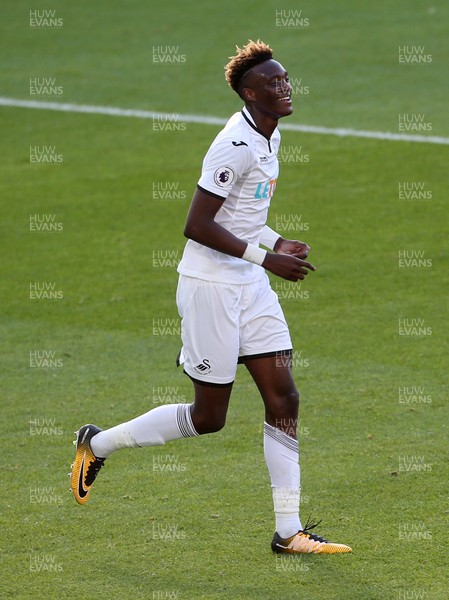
[{"left": 225, "top": 39, "right": 273, "bottom": 96}]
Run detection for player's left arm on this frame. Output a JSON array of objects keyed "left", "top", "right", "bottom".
[
  {"left": 274, "top": 237, "right": 310, "bottom": 259},
  {"left": 261, "top": 225, "right": 310, "bottom": 259}
]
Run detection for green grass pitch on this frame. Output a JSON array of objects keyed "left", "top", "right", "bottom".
[{"left": 1, "top": 1, "right": 448, "bottom": 598}]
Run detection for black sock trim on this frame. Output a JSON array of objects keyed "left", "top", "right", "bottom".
[
  {"left": 176, "top": 404, "right": 199, "bottom": 438},
  {"left": 264, "top": 422, "right": 299, "bottom": 453}
]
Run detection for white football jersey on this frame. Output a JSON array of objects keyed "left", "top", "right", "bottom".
[{"left": 177, "top": 107, "right": 281, "bottom": 283}]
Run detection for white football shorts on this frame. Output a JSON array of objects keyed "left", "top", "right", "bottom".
[{"left": 176, "top": 273, "right": 292, "bottom": 385}]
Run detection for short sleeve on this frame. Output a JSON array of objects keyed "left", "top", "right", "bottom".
[{"left": 197, "top": 136, "right": 253, "bottom": 200}]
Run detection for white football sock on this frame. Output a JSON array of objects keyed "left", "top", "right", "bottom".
[
  {"left": 90, "top": 403, "right": 198, "bottom": 458},
  {"left": 264, "top": 421, "right": 302, "bottom": 538}
]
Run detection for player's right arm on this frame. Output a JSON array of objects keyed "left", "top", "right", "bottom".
[{"left": 183, "top": 188, "right": 315, "bottom": 282}]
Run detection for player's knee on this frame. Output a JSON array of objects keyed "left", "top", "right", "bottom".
[
  {"left": 283, "top": 388, "right": 299, "bottom": 411},
  {"left": 191, "top": 386, "right": 231, "bottom": 435},
  {"left": 270, "top": 388, "right": 299, "bottom": 420},
  {"left": 287, "top": 388, "right": 299, "bottom": 411},
  {"left": 191, "top": 404, "right": 227, "bottom": 435},
  {"left": 193, "top": 413, "right": 226, "bottom": 435}
]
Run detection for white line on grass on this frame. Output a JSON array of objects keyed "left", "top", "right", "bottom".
[{"left": 1, "top": 96, "right": 448, "bottom": 146}]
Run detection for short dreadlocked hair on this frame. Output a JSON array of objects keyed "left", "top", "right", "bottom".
[{"left": 225, "top": 39, "right": 273, "bottom": 98}]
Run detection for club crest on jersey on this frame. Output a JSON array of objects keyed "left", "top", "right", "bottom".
[{"left": 214, "top": 167, "right": 235, "bottom": 187}]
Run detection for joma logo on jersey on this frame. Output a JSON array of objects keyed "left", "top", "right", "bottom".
[{"left": 254, "top": 179, "right": 277, "bottom": 199}]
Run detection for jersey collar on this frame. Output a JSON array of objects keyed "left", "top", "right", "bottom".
[
  {"left": 241, "top": 106, "right": 271, "bottom": 142},
  {"left": 241, "top": 106, "right": 273, "bottom": 151}
]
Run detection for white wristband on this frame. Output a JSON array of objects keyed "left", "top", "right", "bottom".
[
  {"left": 259, "top": 225, "right": 281, "bottom": 251},
  {"left": 241, "top": 243, "right": 267, "bottom": 266}
]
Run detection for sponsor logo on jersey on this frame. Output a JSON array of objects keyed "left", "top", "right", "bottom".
[
  {"left": 213, "top": 167, "right": 235, "bottom": 187},
  {"left": 232, "top": 140, "right": 248, "bottom": 147},
  {"left": 254, "top": 178, "right": 277, "bottom": 199}
]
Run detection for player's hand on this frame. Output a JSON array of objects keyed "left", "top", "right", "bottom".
[
  {"left": 262, "top": 252, "right": 316, "bottom": 281},
  {"left": 274, "top": 237, "right": 310, "bottom": 259}
]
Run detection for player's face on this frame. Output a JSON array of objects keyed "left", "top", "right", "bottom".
[{"left": 246, "top": 60, "right": 293, "bottom": 118}]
